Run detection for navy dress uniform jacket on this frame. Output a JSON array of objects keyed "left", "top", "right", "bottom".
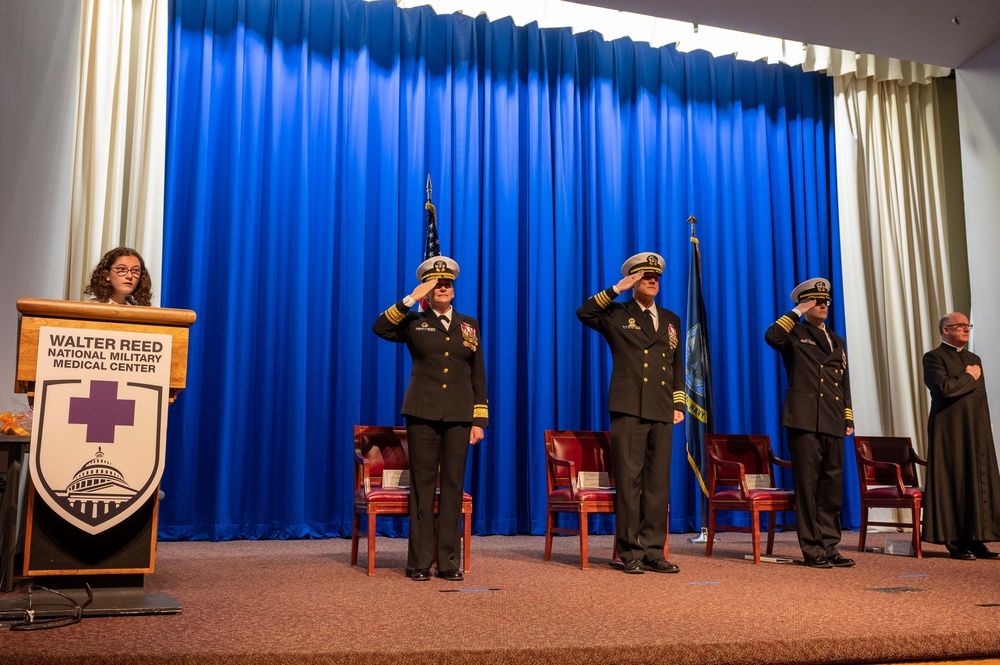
[
  {"left": 373, "top": 300, "right": 488, "bottom": 428},
  {"left": 765, "top": 311, "right": 853, "bottom": 435},
  {"left": 577, "top": 287, "right": 685, "bottom": 422}
]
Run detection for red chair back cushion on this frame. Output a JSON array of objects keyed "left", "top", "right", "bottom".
[
  {"left": 548, "top": 432, "right": 612, "bottom": 481},
  {"left": 708, "top": 436, "right": 769, "bottom": 485},
  {"left": 857, "top": 437, "right": 918, "bottom": 486},
  {"left": 358, "top": 430, "right": 409, "bottom": 480}
]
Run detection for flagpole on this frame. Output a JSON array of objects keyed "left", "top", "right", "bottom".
[{"left": 684, "top": 215, "right": 718, "bottom": 545}]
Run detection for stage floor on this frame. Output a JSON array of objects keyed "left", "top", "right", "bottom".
[{"left": 2, "top": 531, "right": 1000, "bottom": 664}]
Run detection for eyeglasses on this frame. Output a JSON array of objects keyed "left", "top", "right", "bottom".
[
  {"left": 945, "top": 323, "right": 973, "bottom": 331},
  {"left": 811, "top": 299, "right": 831, "bottom": 307},
  {"left": 111, "top": 265, "right": 141, "bottom": 277}
]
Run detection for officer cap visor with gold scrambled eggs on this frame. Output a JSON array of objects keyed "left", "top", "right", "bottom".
[
  {"left": 416, "top": 256, "right": 460, "bottom": 283},
  {"left": 621, "top": 252, "right": 665, "bottom": 277},
  {"left": 790, "top": 277, "right": 832, "bottom": 303}
]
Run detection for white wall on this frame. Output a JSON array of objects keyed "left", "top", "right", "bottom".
[
  {"left": 0, "top": 0, "right": 80, "bottom": 411},
  {"left": 957, "top": 39, "right": 1000, "bottom": 430}
]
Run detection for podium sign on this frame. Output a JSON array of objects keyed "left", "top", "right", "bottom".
[{"left": 29, "top": 326, "right": 172, "bottom": 535}]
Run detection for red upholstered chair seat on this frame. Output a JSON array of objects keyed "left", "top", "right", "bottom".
[
  {"left": 705, "top": 434, "right": 795, "bottom": 564},
  {"left": 355, "top": 488, "right": 473, "bottom": 506},
  {"left": 711, "top": 488, "right": 796, "bottom": 503},
  {"left": 862, "top": 486, "right": 923, "bottom": 500},
  {"left": 854, "top": 436, "right": 926, "bottom": 557},
  {"left": 351, "top": 426, "right": 473, "bottom": 576},
  {"left": 546, "top": 487, "right": 616, "bottom": 504}
]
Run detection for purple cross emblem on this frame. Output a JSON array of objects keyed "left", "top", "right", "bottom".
[{"left": 68, "top": 380, "right": 136, "bottom": 443}]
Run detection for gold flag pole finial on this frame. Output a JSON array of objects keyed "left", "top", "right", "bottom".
[
  {"left": 426, "top": 174, "right": 432, "bottom": 203},
  {"left": 687, "top": 214, "right": 698, "bottom": 239}
]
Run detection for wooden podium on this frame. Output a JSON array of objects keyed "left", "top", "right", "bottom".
[{"left": 0, "top": 298, "right": 195, "bottom": 618}]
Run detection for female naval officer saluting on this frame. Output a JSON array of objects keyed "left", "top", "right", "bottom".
[{"left": 372, "top": 256, "right": 488, "bottom": 582}]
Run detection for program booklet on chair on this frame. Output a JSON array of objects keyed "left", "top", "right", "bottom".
[
  {"left": 382, "top": 470, "right": 410, "bottom": 488},
  {"left": 577, "top": 471, "right": 611, "bottom": 489},
  {"left": 745, "top": 474, "right": 778, "bottom": 490}
]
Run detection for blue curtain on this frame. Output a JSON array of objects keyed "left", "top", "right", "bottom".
[{"left": 162, "top": 0, "right": 857, "bottom": 540}]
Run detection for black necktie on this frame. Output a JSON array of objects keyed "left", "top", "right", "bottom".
[
  {"left": 440, "top": 315, "right": 450, "bottom": 327},
  {"left": 642, "top": 309, "right": 654, "bottom": 336}
]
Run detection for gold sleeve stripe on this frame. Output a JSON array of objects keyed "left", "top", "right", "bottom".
[
  {"left": 384, "top": 304, "right": 405, "bottom": 325},
  {"left": 594, "top": 290, "right": 613, "bottom": 308},
  {"left": 673, "top": 391, "right": 686, "bottom": 401},
  {"left": 844, "top": 408, "right": 854, "bottom": 420},
  {"left": 473, "top": 405, "right": 489, "bottom": 419},
  {"left": 776, "top": 315, "right": 795, "bottom": 332}
]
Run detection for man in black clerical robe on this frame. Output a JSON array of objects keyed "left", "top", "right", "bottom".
[{"left": 922, "top": 312, "right": 1000, "bottom": 560}]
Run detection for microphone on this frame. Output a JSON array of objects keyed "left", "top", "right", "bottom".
[{"left": 125, "top": 294, "right": 138, "bottom": 306}]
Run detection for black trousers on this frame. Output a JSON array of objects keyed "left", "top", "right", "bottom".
[
  {"left": 405, "top": 417, "right": 471, "bottom": 571},
  {"left": 609, "top": 413, "right": 672, "bottom": 563},
  {"left": 787, "top": 428, "right": 844, "bottom": 560}
]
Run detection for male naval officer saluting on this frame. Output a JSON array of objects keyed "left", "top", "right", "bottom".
[
  {"left": 577, "top": 252, "right": 684, "bottom": 575},
  {"left": 765, "top": 277, "right": 855, "bottom": 569},
  {"left": 372, "top": 256, "right": 488, "bottom": 582}
]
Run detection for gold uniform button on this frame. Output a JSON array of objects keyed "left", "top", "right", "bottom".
[
  {"left": 442, "top": 384, "right": 447, "bottom": 389},
  {"left": 821, "top": 379, "right": 825, "bottom": 383},
  {"left": 445, "top": 336, "right": 450, "bottom": 341},
  {"left": 819, "top": 393, "right": 824, "bottom": 397},
  {"left": 661, "top": 381, "right": 666, "bottom": 386},
  {"left": 662, "top": 352, "right": 666, "bottom": 358},
  {"left": 834, "top": 382, "right": 839, "bottom": 387},
  {"left": 662, "top": 366, "right": 666, "bottom": 371},
  {"left": 644, "top": 350, "right": 649, "bottom": 355},
  {"left": 835, "top": 396, "right": 840, "bottom": 401},
  {"left": 444, "top": 352, "right": 449, "bottom": 357},
  {"left": 443, "top": 368, "right": 449, "bottom": 373},
  {"left": 643, "top": 363, "right": 648, "bottom": 368},
  {"left": 643, "top": 378, "right": 648, "bottom": 383}
]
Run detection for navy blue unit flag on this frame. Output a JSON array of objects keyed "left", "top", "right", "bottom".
[
  {"left": 423, "top": 176, "right": 440, "bottom": 261},
  {"left": 685, "top": 233, "right": 714, "bottom": 497}
]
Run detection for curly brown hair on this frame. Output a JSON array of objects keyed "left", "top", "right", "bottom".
[{"left": 84, "top": 247, "right": 154, "bottom": 306}]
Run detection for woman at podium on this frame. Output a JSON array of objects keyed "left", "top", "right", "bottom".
[
  {"left": 84, "top": 247, "right": 153, "bottom": 306},
  {"left": 372, "top": 256, "right": 488, "bottom": 583}
]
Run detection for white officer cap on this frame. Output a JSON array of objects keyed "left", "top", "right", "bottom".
[
  {"left": 621, "top": 252, "right": 665, "bottom": 277},
  {"left": 416, "top": 255, "right": 460, "bottom": 282},
  {"left": 790, "top": 277, "right": 832, "bottom": 303}
]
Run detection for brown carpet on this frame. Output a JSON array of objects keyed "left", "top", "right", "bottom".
[{"left": 2, "top": 531, "right": 1000, "bottom": 664}]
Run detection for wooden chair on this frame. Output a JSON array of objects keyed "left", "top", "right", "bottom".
[
  {"left": 705, "top": 434, "right": 795, "bottom": 563},
  {"left": 543, "top": 429, "right": 669, "bottom": 569},
  {"left": 854, "top": 436, "right": 926, "bottom": 557},
  {"left": 351, "top": 425, "right": 472, "bottom": 575}
]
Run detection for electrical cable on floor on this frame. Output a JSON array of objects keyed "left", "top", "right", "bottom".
[{"left": 10, "top": 583, "right": 93, "bottom": 631}]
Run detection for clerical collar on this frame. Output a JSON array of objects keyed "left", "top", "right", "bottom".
[{"left": 943, "top": 340, "right": 965, "bottom": 351}]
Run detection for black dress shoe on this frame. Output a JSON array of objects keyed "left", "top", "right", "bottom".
[
  {"left": 803, "top": 556, "right": 833, "bottom": 568},
  {"left": 436, "top": 569, "right": 464, "bottom": 581},
  {"left": 623, "top": 559, "right": 645, "bottom": 574},
  {"left": 410, "top": 568, "right": 432, "bottom": 581},
  {"left": 828, "top": 554, "right": 856, "bottom": 567},
  {"left": 643, "top": 558, "right": 680, "bottom": 574},
  {"left": 949, "top": 550, "right": 976, "bottom": 561},
  {"left": 970, "top": 543, "right": 1000, "bottom": 560}
]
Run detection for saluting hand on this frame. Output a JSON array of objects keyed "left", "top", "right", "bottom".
[
  {"left": 793, "top": 299, "right": 816, "bottom": 316},
  {"left": 410, "top": 279, "right": 437, "bottom": 302},
  {"left": 470, "top": 426, "right": 484, "bottom": 445},
  {"left": 615, "top": 272, "right": 643, "bottom": 293}
]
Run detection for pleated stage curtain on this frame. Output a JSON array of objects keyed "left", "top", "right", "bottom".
[{"left": 161, "top": 0, "right": 851, "bottom": 539}]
